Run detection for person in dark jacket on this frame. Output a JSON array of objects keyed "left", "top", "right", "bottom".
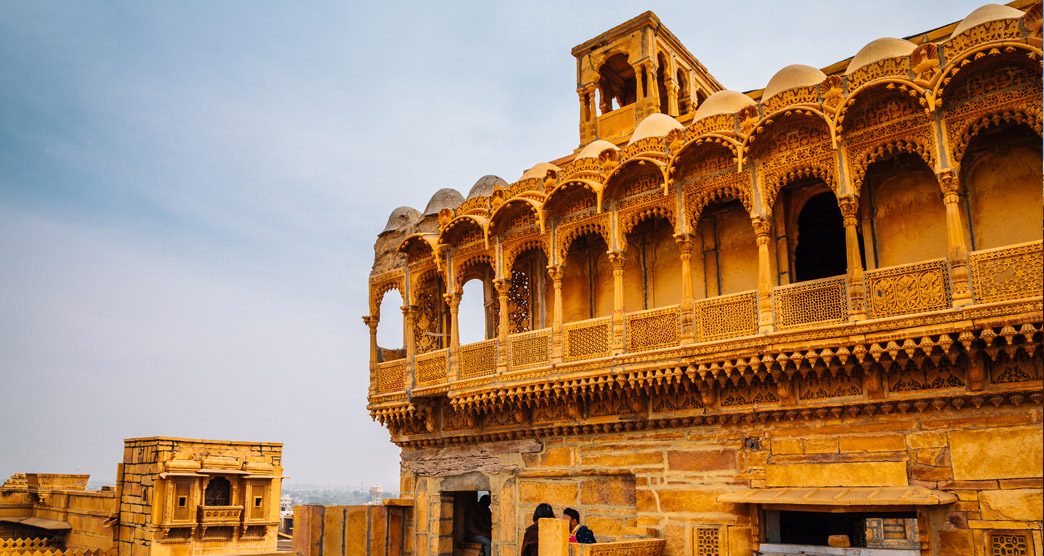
[
  {"left": 563, "top": 508, "right": 596, "bottom": 544},
  {"left": 466, "top": 494, "right": 492, "bottom": 556},
  {"left": 520, "top": 503, "right": 554, "bottom": 556}
]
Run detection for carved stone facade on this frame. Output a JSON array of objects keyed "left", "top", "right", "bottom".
[
  {"left": 362, "top": 3, "right": 1042, "bottom": 556},
  {"left": 0, "top": 438, "right": 283, "bottom": 556}
]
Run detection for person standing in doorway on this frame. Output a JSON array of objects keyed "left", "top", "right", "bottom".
[{"left": 466, "top": 494, "right": 492, "bottom": 556}]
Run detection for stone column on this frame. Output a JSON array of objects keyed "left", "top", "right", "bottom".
[
  {"left": 444, "top": 292, "right": 461, "bottom": 381},
  {"left": 646, "top": 62, "right": 660, "bottom": 115},
  {"left": 548, "top": 265, "right": 564, "bottom": 360},
  {"left": 666, "top": 76, "right": 679, "bottom": 116},
  {"left": 753, "top": 217, "right": 775, "bottom": 332},
  {"left": 609, "top": 252, "right": 626, "bottom": 352},
  {"left": 363, "top": 315, "right": 379, "bottom": 368},
  {"left": 402, "top": 304, "right": 416, "bottom": 389},
  {"left": 633, "top": 64, "right": 645, "bottom": 106},
  {"left": 839, "top": 196, "right": 866, "bottom": 321},
  {"left": 938, "top": 170, "right": 973, "bottom": 306},
  {"left": 494, "top": 278, "right": 510, "bottom": 369},
  {"left": 676, "top": 234, "right": 696, "bottom": 342}
]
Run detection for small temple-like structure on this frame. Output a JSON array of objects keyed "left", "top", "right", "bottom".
[{"left": 356, "top": 3, "right": 1043, "bottom": 555}]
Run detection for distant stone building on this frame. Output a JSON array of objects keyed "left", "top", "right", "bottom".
[
  {"left": 356, "top": 2, "right": 1043, "bottom": 556},
  {"left": 0, "top": 437, "right": 284, "bottom": 556}
]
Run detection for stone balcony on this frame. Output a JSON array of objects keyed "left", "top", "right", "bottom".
[
  {"left": 197, "top": 505, "right": 243, "bottom": 527},
  {"left": 369, "top": 240, "right": 1043, "bottom": 434}
]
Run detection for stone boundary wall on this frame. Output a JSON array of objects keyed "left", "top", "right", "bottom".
[{"left": 292, "top": 505, "right": 410, "bottom": 556}]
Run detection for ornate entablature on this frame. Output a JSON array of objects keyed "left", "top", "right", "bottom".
[{"left": 364, "top": 2, "right": 1043, "bottom": 451}]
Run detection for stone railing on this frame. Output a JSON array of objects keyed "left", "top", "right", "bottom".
[
  {"left": 415, "top": 349, "right": 449, "bottom": 387},
  {"left": 773, "top": 275, "right": 848, "bottom": 330},
  {"left": 459, "top": 339, "right": 497, "bottom": 379},
  {"left": 563, "top": 316, "right": 613, "bottom": 362},
  {"left": 570, "top": 539, "right": 666, "bottom": 556},
  {"left": 969, "top": 240, "right": 1043, "bottom": 304},
  {"left": 375, "top": 359, "right": 406, "bottom": 393},
  {"left": 625, "top": 305, "right": 679, "bottom": 352},
  {"left": 369, "top": 243, "right": 1043, "bottom": 401},
  {"left": 0, "top": 540, "right": 52, "bottom": 552},
  {"left": 694, "top": 290, "right": 758, "bottom": 341},
  {"left": 598, "top": 104, "right": 636, "bottom": 140},
  {"left": 864, "top": 258, "right": 951, "bottom": 319},
  {"left": 198, "top": 505, "right": 243, "bottom": 526},
  {"left": 1, "top": 550, "right": 103, "bottom": 556},
  {"left": 508, "top": 328, "right": 552, "bottom": 369}
]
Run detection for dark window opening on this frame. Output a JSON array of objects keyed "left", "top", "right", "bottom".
[
  {"left": 447, "top": 490, "right": 491, "bottom": 556},
  {"left": 254, "top": 497, "right": 263, "bottom": 508},
  {"left": 204, "top": 477, "right": 231, "bottom": 506},
  {"left": 177, "top": 496, "right": 187, "bottom": 508},
  {"left": 598, "top": 54, "right": 637, "bottom": 114},
  {"left": 794, "top": 192, "right": 847, "bottom": 281},
  {"left": 766, "top": 510, "right": 918, "bottom": 549}
]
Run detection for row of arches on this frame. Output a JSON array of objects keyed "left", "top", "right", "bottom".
[{"left": 375, "top": 117, "right": 1040, "bottom": 354}]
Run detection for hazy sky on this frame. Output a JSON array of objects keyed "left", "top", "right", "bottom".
[{"left": 0, "top": 1, "right": 989, "bottom": 489}]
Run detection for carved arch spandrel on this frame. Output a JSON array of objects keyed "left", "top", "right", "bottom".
[
  {"left": 745, "top": 111, "right": 838, "bottom": 212},
  {"left": 453, "top": 254, "right": 495, "bottom": 293},
  {"left": 555, "top": 221, "right": 612, "bottom": 264},
  {"left": 370, "top": 276, "right": 406, "bottom": 317},
  {"left": 938, "top": 47, "right": 1044, "bottom": 171},
  {"left": 838, "top": 82, "right": 939, "bottom": 194},
  {"left": 502, "top": 238, "right": 551, "bottom": 278}
]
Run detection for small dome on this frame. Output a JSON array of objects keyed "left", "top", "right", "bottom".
[
  {"left": 628, "top": 113, "right": 684, "bottom": 145},
  {"left": 423, "top": 188, "right": 464, "bottom": 216},
  {"left": 520, "top": 162, "right": 561, "bottom": 181},
  {"left": 952, "top": 4, "right": 1024, "bottom": 38},
  {"left": 692, "top": 90, "right": 757, "bottom": 121},
  {"left": 467, "top": 175, "right": 508, "bottom": 199},
  {"left": 763, "top": 64, "right": 828, "bottom": 101},
  {"left": 382, "top": 206, "right": 421, "bottom": 233},
  {"left": 576, "top": 139, "right": 620, "bottom": 159},
  {"left": 846, "top": 38, "right": 917, "bottom": 75}
]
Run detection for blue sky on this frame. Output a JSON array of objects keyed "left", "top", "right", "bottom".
[{"left": 0, "top": 1, "right": 989, "bottom": 488}]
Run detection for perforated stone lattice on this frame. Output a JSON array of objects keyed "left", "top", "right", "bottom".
[
  {"left": 460, "top": 339, "right": 496, "bottom": 379},
  {"left": 508, "top": 329, "right": 551, "bottom": 368},
  {"left": 774, "top": 275, "right": 848, "bottom": 329},
  {"left": 970, "top": 240, "right": 1043, "bottom": 304},
  {"left": 625, "top": 306, "right": 679, "bottom": 352},
  {"left": 564, "top": 318, "right": 611, "bottom": 361},
  {"left": 694, "top": 291, "right": 758, "bottom": 341},
  {"left": 415, "top": 349, "right": 448, "bottom": 386}
]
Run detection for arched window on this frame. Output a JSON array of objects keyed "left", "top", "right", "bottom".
[
  {"left": 793, "top": 192, "right": 848, "bottom": 282},
  {"left": 598, "top": 54, "right": 636, "bottom": 114},
  {"left": 696, "top": 199, "right": 758, "bottom": 297},
  {"left": 624, "top": 216, "right": 681, "bottom": 310},
  {"left": 376, "top": 290, "right": 405, "bottom": 362},
  {"left": 204, "top": 477, "right": 231, "bottom": 506},
  {"left": 862, "top": 153, "right": 946, "bottom": 269},
  {"left": 509, "top": 248, "right": 550, "bottom": 333},
  {"left": 458, "top": 276, "right": 493, "bottom": 344},
  {"left": 562, "top": 233, "right": 612, "bottom": 322},
  {"left": 961, "top": 124, "right": 1043, "bottom": 250}
]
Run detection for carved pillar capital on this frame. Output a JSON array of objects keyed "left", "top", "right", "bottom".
[
  {"left": 608, "top": 251, "right": 626, "bottom": 271},
  {"left": 838, "top": 196, "right": 860, "bottom": 227},
  {"left": 547, "top": 264, "right": 564, "bottom": 282},
  {"left": 443, "top": 292, "right": 461, "bottom": 310}
]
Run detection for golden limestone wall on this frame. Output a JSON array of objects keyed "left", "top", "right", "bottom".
[
  {"left": 394, "top": 400, "right": 1042, "bottom": 556},
  {"left": 0, "top": 475, "right": 116, "bottom": 554},
  {"left": 117, "top": 438, "right": 282, "bottom": 556}
]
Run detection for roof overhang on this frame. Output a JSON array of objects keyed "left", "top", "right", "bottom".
[
  {"left": 718, "top": 486, "right": 958, "bottom": 507},
  {"left": 0, "top": 516, "right": 73, "bottom": 530}
]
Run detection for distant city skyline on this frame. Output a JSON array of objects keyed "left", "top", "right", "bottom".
[{"left": 0, "top": 0, "right": 989, "bottom": 489}]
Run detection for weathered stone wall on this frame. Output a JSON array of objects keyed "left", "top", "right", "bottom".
[
  {"left": 395, "top": 403, "right": 1042, "bottom": 556},
  {"left": 293, "top": 505, "right": 410, "bottom": 556}
]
